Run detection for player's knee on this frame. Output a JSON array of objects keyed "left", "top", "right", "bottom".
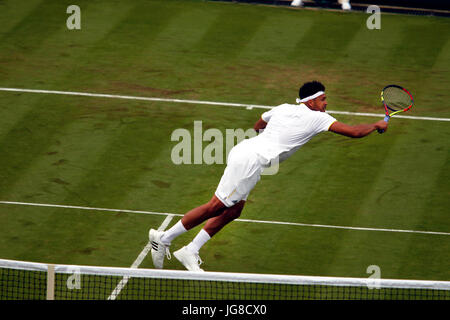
[
  {"left": 228, "top": 205, "right": 243, "bottom": 220},
  {"left": 230, "top": 209, "right": 241, "bottom": 220},
  {"left": 205, "top": 198, "right": 226, "bottom": 217}
]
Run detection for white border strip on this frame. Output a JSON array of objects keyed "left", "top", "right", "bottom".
[
  {"left": 1, "top": 200, "right": 449, "bottom": 236},
  {"left": 0, "top": 258, "right": 449, "bottom": 291},
  {"left": 0, "top": 87, "right": 272, "bottom": 110},
  {"left": 1, "top": 87, "right": 449, "bottom": 122}
]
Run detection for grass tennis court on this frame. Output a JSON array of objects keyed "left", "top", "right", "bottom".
[{"left": 0, "top": 0, "right": 449, "bottom": 289}]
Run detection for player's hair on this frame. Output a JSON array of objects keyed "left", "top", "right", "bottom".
[{"left": 299, "top": 81, "right": 325, "bottom": 99}]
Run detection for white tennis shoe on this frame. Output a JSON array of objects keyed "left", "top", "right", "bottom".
[
  {"left": 149, "top": 229, "right": 171, "bottom": 269},
  {"left": 341, "top": 1, "right": 351, "bottom": 10},
  {"left": 174, "top": 246, "right": 204, "bottom": 272},
  {"left": 290, "top": 0, "right": 303, "bottom": 7}
]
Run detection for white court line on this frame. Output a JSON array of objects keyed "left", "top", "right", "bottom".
[
  {"left": 1, "top": 200, "right": 449, "bottom": 236},
  {"left": 1, "top": 87, "right": 449, "bottom": 122},
  {"left": 107, "top": 214, "right": 174, "bottom": 300}
]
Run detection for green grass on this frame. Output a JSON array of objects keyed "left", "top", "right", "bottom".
[{"left": 0, "top": 0, "right": 449, "bottom": 295}]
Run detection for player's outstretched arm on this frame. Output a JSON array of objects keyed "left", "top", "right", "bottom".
[{"left": 329, "top": 120, "right": 388, "bottom": 138}]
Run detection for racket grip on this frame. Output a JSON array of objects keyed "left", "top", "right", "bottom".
[{"left": 378, "top": 115, "right": 390, "bottom": 133}]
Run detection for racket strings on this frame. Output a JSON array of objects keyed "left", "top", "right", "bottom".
[{"left": 383, "top": 87, "right": 412, "bottom": 111}]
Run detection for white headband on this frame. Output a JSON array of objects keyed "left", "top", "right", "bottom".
[{"left": 295, "top": 91, "right": 325, "bottom": 104}]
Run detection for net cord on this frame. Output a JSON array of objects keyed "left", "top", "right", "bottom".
[{"left": 1, "top": 258, "right": 449, "bottom": 291}]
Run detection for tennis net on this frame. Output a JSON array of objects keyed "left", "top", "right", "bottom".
[{"left": 1, "top": 258, "right": 449, "bottom": 300}]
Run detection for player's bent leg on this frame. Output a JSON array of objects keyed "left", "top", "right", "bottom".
[
  {"left": 181, "top": 195, "right": 227, "bottom": 230},
  {"left": 203, "top": 200, "right": 245, "bottom": 236},
  {"left": 175, "top": 201, "right": 245, "bottom": 271},
  {"left": 150, "top": 195, "right": 225, "bottom": 269}
]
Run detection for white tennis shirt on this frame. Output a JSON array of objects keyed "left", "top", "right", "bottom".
[{"left": 247, "top": 103, "right": 337, "bottom": 164}]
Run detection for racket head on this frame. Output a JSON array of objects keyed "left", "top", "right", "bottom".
[{"left": 381, "top": 85, "right": 414, "bottom": 115}]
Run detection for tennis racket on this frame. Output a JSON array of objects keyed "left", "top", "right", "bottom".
[{"left": 378, "top": 84, "right": 414, "bottom": 133}]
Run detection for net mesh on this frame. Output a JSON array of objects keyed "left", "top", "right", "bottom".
[
  {"left": 1, "top": 259, "right": 449, "bottom": 300},
  {"left": 383, "top": 86, "right": 413, "bottom": 111}
]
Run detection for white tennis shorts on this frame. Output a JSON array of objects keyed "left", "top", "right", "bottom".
[{"left": 215, "top": 139, "right": 264, "bottom": 207}]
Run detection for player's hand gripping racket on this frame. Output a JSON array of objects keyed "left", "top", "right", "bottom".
[{"left": 378, "top": 85, "right": 414, "bottom": 133}]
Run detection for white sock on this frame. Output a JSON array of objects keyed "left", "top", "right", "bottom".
[
  {"left": 186, "top": 229, "right": 211, "bottom": 254},
  {"left": 160, "top": 220, "right": 187, "bottom": 245}
]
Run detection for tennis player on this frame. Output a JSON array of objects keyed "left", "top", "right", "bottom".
[{"left": 150, "top": 81, "right": 388, "bottom": 271}]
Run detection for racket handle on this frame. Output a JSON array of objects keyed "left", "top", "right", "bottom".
[{"left": 378, "top": 115, "right": 390, "bottom": 133}]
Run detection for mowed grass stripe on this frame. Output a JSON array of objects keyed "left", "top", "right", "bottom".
[
  {"left": 0, "top": 1, "right": 147, "bottom": 263},
  {"left": 245, "top": 129, "right": 398, "bottom": 276},
  {"left": 149, "top": 5, "right": 220, "bottom": 54},
  {"left": 239, "top": 11, "right": 313, "bottom": 62},
  {"left": 68, "top": 1, "right": 185, "bottom": 95},
  {"left": 19, "top": 108, "right": 177, "bottom": 263},
  {"left": 356, "top": 122, "right": 449, "bottom": 231},
  {"left": 1, "top": 109, "right": 118, "bottom": 204},
  {"left": 327, "top": 15, "right": 406, "bottom": 113},
  {"left": 326, "top": 120, "right": 449, "bottom": 279},
  {"left": 0, "top": 202, "right": 166, "bottom": 266},
  {"left": 382, "top": 22, "right": 449, "bottom": 105},
  {"left": 4, "top": 102, "right": 249, "bottom": 264},
  {"left": 0, "top": 0, "right": 42, "bottom": 38},
  {"left": 92, "top": 5, "right": 221, "bottom": 100},
  {"left": 390, "top": 22, "right": 449, "bottom": 116},
  {"left": 289, "top": 12, "right": 363, "bottom": 65},
  {"left": 335, "top": 14, "right": 405, "bottom": 68},
  {"left": 419, "top": 146, "right": 450, "bottom": 231},
  {"left": 193, "top": 6, "right": 268, "bottom": 60},
  {"left": 0, "top": 2, "right": 135, "bottom": 138},
  {"left": 0, "top": 1, "right": 136, "bottom": 84},
  {"left": 85, "top": 1, "right": 182, "bottom": 56},
  {"left": 415, "top": 38, "right": 450, "bottom": 117},
  {"left": 25, "top": 2, "right": 209, "bottom": 259},
  {"left": 0, "top": 0, "right": 62, "bottom": 54},
  {"left": 0, "top": 2, "right": 137, "bottom": 195},
  {"left": 0, "top": 95, "right": 82, "bottom": 197},
  {"left": 297, "top": 133, "right": 393, "bottom": 226},
  {"left": 389, "top": 22, "right": 449, "bottom": 72},
  {"left": 3, "top": 0, "right": 172, "bottom": 184},
  {"left": 0, "top": 0, "right": 223, "bottom": 252}
]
